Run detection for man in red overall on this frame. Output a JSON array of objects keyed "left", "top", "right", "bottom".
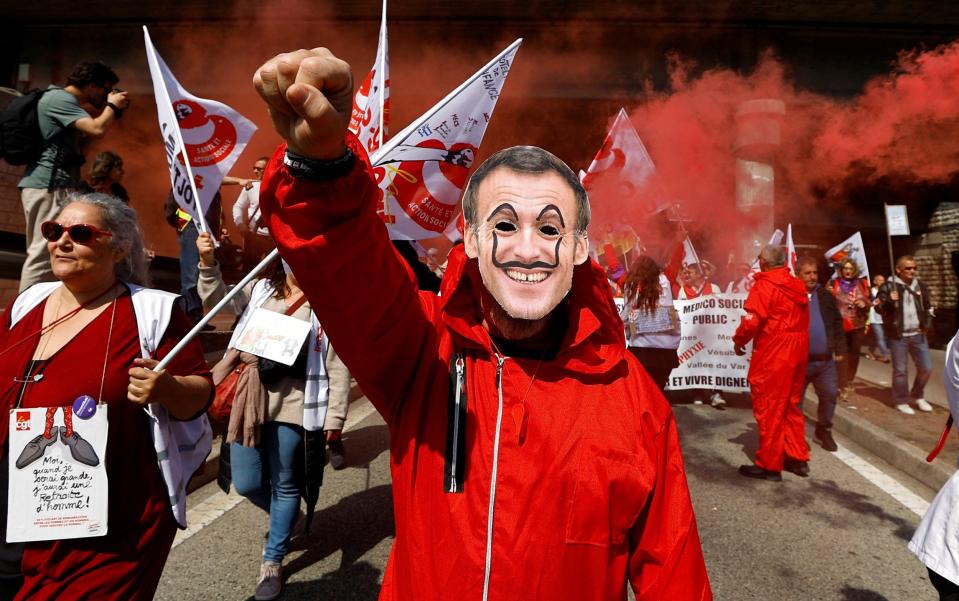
[
  {"left": 251, "top": 48, "right": 711, "bottom": 600},
  {"left": 733, "top": 245, "right": 810, "bottom": 480}
]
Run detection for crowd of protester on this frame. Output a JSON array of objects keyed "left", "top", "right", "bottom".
[{"left": 0, "top": 53, "right": 956, "bottom": 601}]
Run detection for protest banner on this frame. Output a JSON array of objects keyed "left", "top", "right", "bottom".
[
  {"left": 824, "top": 231, "right": 870, "bottom": 281},
  {"left": 666, "top": 293, "right": 752, "bottom": 393},
  {"left": 144, "top": 26, "right": 257, "bottom": 233},
  {"left": 349, "top": 0, "right": 390, "bottom": 155},
  {"left": 370, "top": 39, "right": 522, "bottom": 240},
  {"left": 7, "top": 406, "right": 109, "bottom": 542}
]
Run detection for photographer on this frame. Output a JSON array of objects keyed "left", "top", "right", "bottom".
[{"left": 17, "top": 61, "right": 130, "bottom": 292}]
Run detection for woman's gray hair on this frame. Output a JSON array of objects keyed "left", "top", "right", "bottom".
[{"left": 63, "top": 192, "right": 150, "bottom": 285}]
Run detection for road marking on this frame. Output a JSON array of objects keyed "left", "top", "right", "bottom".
[
  {"left": 833, "top": 444, "right": 930, "bottom": 517},
  {"left": 173, "top": 396, "right": 380, "bottom": 548}
]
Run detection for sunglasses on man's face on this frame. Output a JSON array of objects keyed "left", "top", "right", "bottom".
[{"left": 40, "top": 221, "right": 113, "bottom": 245}]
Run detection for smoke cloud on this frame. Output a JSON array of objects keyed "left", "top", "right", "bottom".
[{"left": 77, "top": 10, "right": 959, "bottom": 265}]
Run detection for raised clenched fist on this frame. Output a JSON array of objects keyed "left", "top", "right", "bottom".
[{"left": 253, "top": 48, "right": 354, "bottom": 160}]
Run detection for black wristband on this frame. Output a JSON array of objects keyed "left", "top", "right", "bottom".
[
  {"left": 284, "top": 148, "right": 355, "bottom": 182},
  {"left": 106, "top": 102, "right": 123, "bottom": 118}
]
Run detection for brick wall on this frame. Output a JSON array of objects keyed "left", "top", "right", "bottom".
[
  {"left": 914, "top": 202, "right": 959, "bottom": 330},
  {"left": 0, "top": 278, "right": 18, "bottom": 311},
  {"left": 0, "top": 159, "right": 24, "bottom": 235}
]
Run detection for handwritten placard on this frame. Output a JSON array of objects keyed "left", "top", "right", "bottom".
[{"left": 7, "top": 406, "right": 108, "bottom": 542}]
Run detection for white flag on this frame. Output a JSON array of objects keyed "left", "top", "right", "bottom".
[
  {"left": 144, "top": 27, "right": 257, "bottom": 227},
  {"left": 730, "top": 229, "right": 785, "bottom": 292},
  {"left": 786, "top": 224, "right": 797, "bottom": 275},
  {"left": 582, "top": 108, "right": 661, "bottom": 214},
  {"left": 370, "top": 39, "right": 522, "bottom": 240},
  {"left": 348, "top": 0, "right": 390, "bottom": 154},
  {"left": 824, "top": 231, "right": 870, "bottom": 281},
  {"left": 665, "top": 236, "right": 702, "bottom": 284}
]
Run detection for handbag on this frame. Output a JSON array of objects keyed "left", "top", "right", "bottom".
[{"left": 209, "top": 348, "right": 245, "bottom": 422}]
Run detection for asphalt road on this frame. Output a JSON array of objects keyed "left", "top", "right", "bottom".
[{"left": 156, "top": 395, "right": 938, "bottom": 601}]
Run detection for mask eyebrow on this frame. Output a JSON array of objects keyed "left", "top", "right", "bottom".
[
  {"left": 486, "top": 203, "right": 519, "bottom": 223},
  {"left": 536, "top": 204, "right": 566, "bottom": 228}
]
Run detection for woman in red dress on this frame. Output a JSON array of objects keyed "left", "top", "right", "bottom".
[{"left": 0, "top": 193, "right": 212, "bottom": 601}]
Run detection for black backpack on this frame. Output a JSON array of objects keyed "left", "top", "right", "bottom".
[{"left": 0, "top": 88, "right": 49, "bottom": 166}]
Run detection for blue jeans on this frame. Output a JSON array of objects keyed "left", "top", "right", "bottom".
[
  {"left": 231, "top": 422, "right": 304, "bottom": 564},
  {"left": 870, "top": 323, "right": 890, "bottom": 358},
  {"left": 889, "top": 334, "right": 933, "bottom": 406},
  {"left": 804, "top": 360, "right": 838, "bottom": 428},
  {"left": 177, "top": 223, "right": 201, "bottom": 317}
]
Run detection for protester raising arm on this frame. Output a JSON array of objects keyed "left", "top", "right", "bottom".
[{"left": 253, "top": 48, "right": 435, "bottom": 423}]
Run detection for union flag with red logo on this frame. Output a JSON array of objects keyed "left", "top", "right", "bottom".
[
  {"left": 144, "top": 27, "right": 257, "bottom": 233},
  {"left": 369, "top": 39, "right": 522, "bottom": 240},
  {"left": 582, "top": 108, "right": 664, "bottom": 216},
  {"left": 349, "top": 0, "right": 390, "bottom": 155}
]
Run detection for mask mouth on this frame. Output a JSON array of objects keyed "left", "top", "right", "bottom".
[{"left": 504, "top": 269, "right": 550, "bottom": 284}]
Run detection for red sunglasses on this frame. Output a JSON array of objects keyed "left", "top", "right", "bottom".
[{"left": 40, "top": 221, "right": 113, "bottom": 245}]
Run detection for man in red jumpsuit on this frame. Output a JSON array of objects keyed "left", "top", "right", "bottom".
[
  {"left": 251, "top": 48, "right": 712, "bottom": 600},
  {"left": 733, "top": 245, "right": 810, "bottom": 481}
]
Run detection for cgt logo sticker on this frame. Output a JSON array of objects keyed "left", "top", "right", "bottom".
[{"left": 15, "top": 411, "right": 30, "bottom": 431}]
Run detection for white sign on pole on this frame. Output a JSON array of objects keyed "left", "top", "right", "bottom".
[
  {"left": 885, "top": 205, "right": 911, "bottom": 236},
  {"left": 7, "top": 406, "right": 109, "bottom": 542},
  {"left": 666, "top": 293, "right": 752, "bottom": 393},
  {"left": 234, "top": 309, "right": 313, "bottom": 366}
]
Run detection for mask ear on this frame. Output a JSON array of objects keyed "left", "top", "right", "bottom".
[
  {"left": 464, "top": 225, "right": 479, "bottom": 259},
  {"left": 572, "top": 234, "right": 589, "bottom": 266}
]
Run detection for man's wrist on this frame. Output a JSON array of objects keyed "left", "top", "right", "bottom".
[
  {"left": 106, "top": 102, "right": 124, "bottom": 118},
  {"left": 284, "top": 148, "right": 355, "bottom": 182}
]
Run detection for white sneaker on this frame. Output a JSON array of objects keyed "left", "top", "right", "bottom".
[
  {"left": 710, "top": 393, "right": 727, "bottom": 409},
  {"left": 693, "top": 399, "right": 704, "bottom": 405},
  {"left": 896, "top": 403, "right": 916, "bottom": 415},
  {"left": 915, "top": 398, "right": 934, "bottom": 412}
]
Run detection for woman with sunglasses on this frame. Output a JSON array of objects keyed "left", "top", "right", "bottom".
[
  {"left": 0, "top": 193, "right": 213, "bottom": 601},
  {"left": 196, "top": 231, "right": 350, "bottom": 601}
]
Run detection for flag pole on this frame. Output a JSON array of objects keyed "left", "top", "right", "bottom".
[
  {"left": 884, "top": 203, "right": 896, "bottom": 279},
  {"left": 377, "top": 0, "right": 387, "bottom": 150},
  {"left": 377, "top": 0, "right": 391, "bottom": 222},
  {"left": 153, "top": 248, "right": 279, "bottom": 372},
  {"left": 369, "top": 38, "right": 522, "bottom": 165},
  {"left": 143, "top": 26, "right": 211, "bottom": 237}
]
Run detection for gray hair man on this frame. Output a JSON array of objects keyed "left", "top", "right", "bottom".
[
  {"left": 733, "top": 244, "right": 811, "bottom": 480},
  {"left": 877, "top": 255, "right": 935, "bottom": 414}
]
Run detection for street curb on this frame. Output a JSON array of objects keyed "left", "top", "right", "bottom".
[{"left": 802, "top": 392, "right": 952, "bottom": 491}]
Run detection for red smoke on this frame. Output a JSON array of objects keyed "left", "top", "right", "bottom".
[
  {"left": 79, "top": 11, "right": 959, "bottom": 264},
  {"left": 603, "top": 41, "right": 959, "bottom": 264}
]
